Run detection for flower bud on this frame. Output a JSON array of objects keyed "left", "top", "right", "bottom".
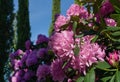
[{"left": 107, "top": 51, "right": 119, "bottom": 67}]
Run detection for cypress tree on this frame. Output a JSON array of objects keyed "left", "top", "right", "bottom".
[
  {"left": 16, "top": 0, "right": 31, "bottom": 50},
  {"left": 74, "top": 0, "right": 80, "bottom": 4},
  {"left": 49, "top": 0, "right": 61, "bottom": 36},
  {"left": 0, "top": 0, "right": 14, "bottom": 81}
]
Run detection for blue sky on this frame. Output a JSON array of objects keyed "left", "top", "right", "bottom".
[{"left": 14, "top": 0, "right": 74, "bottom": 41}]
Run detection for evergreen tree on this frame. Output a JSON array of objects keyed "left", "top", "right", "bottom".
[
  {"left": 0, "top": 0, "right": 14, "bottom": 81},
  {"left": 16, "top": 0, "right": 31, "bottom": 50},
  {"left": 74, "top": 0, "right": 80, "bottom": 4},
  {"left": 49, "top": 0, "right": 61, "bottom": 36}
]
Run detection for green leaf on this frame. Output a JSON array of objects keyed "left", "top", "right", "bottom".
[
  {"left": 75, "top": 34, "right": 84, "bottom": 38},
  {"left": 110, "top": 75, "right": 115, "bottom": 82},
  {"left": 91, "top": 35, "right": 98, "bottom": 43},
  {"left": 76, "top": 76, "right": 84, "bottom": 82},
  {"left": 110, "top": 14, "right": 120, "bottom": 21},
  {"left": 84, "top": 67, "right": 95, "bottom": 82},
  {"left": 113, "top": 6, "right": 120, "bottom": 13},
  {"left": 101, "top": 27, "right": 120, "bottom": 33},
  {"left": 74, "top": 45, "right": 80, "bottom": 56},
  {"left": 110, "top": 31, "right": 120, "bottom": 37},
  {"left": 73, "top": 21, "right": 78, "bottom": 33},
  {"left": 106, "top": 33, "right": 120, "bottom": 42},
  {"left": 115, "top": 70, "right": 120, "bottom": 82},
  {"left": 95, "top": 61, "right": 111, "bottom": 69},
  {"left": 101, "top": 76, "right": 112, "bottom": 82},
  {"left": 109, "top": 0, "right": 120, "bottom": 9},
  {"left": 116, "top": 46, "right": 120, "bottom": 49},
  {"left": 93, "top": 0, "right": 103, "bottom": 13}
]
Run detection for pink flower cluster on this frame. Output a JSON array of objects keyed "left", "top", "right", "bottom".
[
  {"left": 54, "top": 4, "right": 90, "bottom": 31},
  {"left": 107, "top": 51, "right": 119, "bottom": 67},
  {"left": 49, "top": 3, "right": 106, "bottom": 81},
  {"left": 66, "top": 4, "right": 89, "bottom": 19},
  {"left": 49, "top": 30, "right": 74, "bottom": 60},
  {"left": 72, "top": 36, "right": 105, "bottom": 74}
]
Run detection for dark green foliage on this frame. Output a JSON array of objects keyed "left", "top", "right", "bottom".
[
  {"left": 0, "top": 0, "right": 14, "bottom": 81},
  {"left": 49, "top": 0, "right": 61, "bottom": 36},
  {"left": 16, "top": 0, "right": 31, "bottom": 50},
  {"left": 74, "top": 0, "right": 80, "bottom": 4}
]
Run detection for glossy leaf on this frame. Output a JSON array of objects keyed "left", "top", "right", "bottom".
[
  {"left": 95, "top": 61, "right": 111, "bottom": 69},
  {"left": 115, "top": 70, "right": 120, "bottom": 82},
  {"left": 74, "top": 45, "right": 80, "bottom": 56},
  {"left": 101, "top": 76, "right": 112, "bottom": 82},
  {"left": 110, "top": 75, "right": 115, "bottom": 82},
  {"left": 76, "top": 76, "right": 84, "bottom": 82},
  {"left": 91, "top": 35, "right": 98, "bottom": 43},
  {"left": 110, "top": 31, "right": 120, "bottom": 37},
  {"left": 84, "top": 67, "right": 95, "bottom": 82},
  {"left": 73, "top": 21, "right": 78, "bottom": 33}
]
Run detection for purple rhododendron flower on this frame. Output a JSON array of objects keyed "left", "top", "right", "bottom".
[
  {"left": 26, "top": 50, "right": 38, "bottom": 67},
  {"left": 36, "top": 64, "right": 50, "bottom": 81},
  {"left": 13, "top": 59, "right": 22, "bottom": 70},
  {"left": 37, "top": 48, "right": 47, "bottom": 59},
  {"left": 104, "top": 18, "right": 117, "bottom": 27},
  {"left": 10, "top": 49, "right": 23, "bottom": 58},
  {"left": 95, "top": 0, "right": 114, "bottom": 22},
  {"left": 49, "top": 30, "right": 74, "bottom": 60},
  {"left": 36, "top": 34, "right": 49, "bottom": 44},
  {"left": 23, "top": 70, "right": 35, "bottom": 80},
  {"left": 100, "top": 0, "right": 114, "bottom": 17},
  {"left": 51, "top": 59, "right": 66, "bottom": 81},
  {"left": 25, "top": 40, "right": 31, "bottom": 50}
]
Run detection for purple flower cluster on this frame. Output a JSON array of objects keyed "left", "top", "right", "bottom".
[
  {"left": 36, "top": 34, "right": 49, "bottom": 44},
  {"left": 51, "top": 59, "right": 66, "bottom": 81},
  {"left": 95, "top": 0, "right": 117, "bottom": 26},
  {"left": 9, "top": 34, "right": 51, "bottom": 82},
  {"left": 36, "top": 64, "right": 50, "bottom": 81}
]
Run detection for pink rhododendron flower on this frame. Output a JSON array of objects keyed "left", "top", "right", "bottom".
[
  {"left": 107, "top": 51, "right": 119, "bottom": 67},
  {"left": 55, "top": 15, "right": 69, "bottom": 31},
  {"left": 104, "top": 18, "right": 117, "bottom": 27},
  {"left": 51, "top": 59, "right": 66, "bottom": 81},
  {"left": 36, "top": 64, "right": 50, "bottom": 81},
  {"left": 66, "top": 4, "right": 88, "bottom": 19},
  {"left": 67, "top": 4, "right": 81, "bottom": 16},
  {"left": 49, "top": 30, "right": 74, "bottom": 60},
  {"left": 72, "top": 35, "right": 105, "bottom": 74}
]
